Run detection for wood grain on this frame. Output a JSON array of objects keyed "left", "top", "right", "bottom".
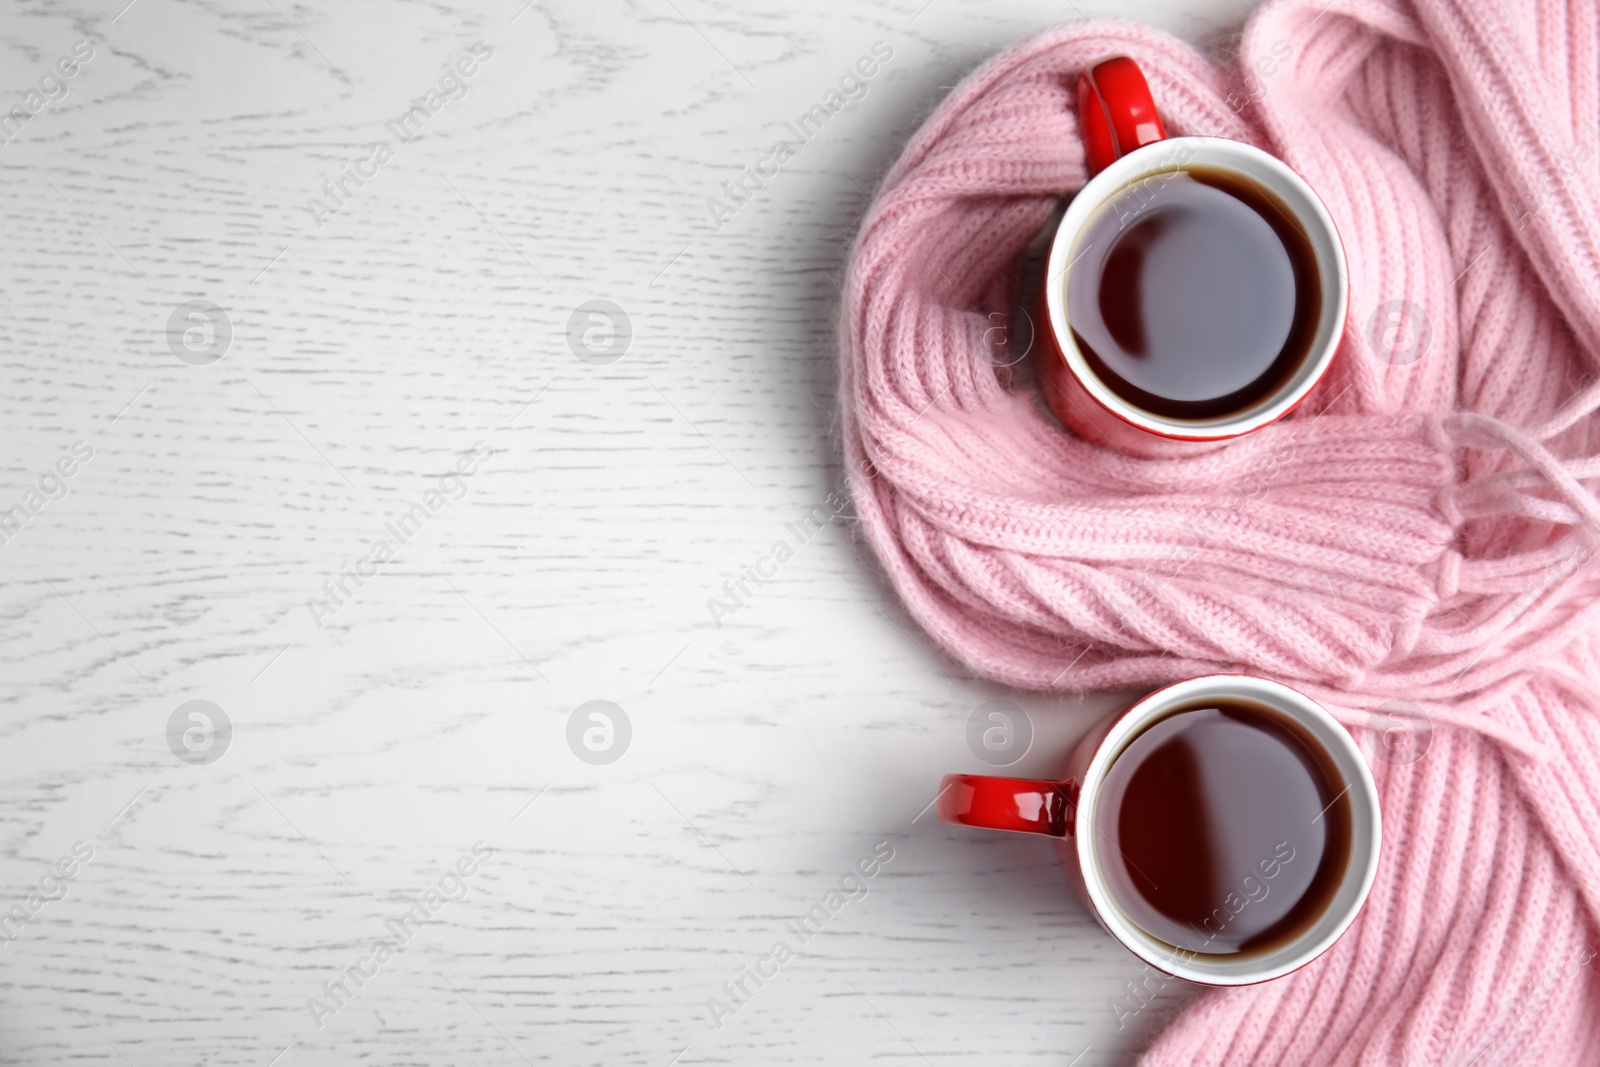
[{"left": 0, "top": 0, "right": 1263, "bottom": 1062}]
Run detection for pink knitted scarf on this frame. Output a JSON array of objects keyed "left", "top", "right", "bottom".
[{"left": 841, "top": 0, "right": 1600, "bottom": 1060}]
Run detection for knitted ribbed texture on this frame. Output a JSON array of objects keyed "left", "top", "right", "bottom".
[{"left": 840, "top": 0, "right": 1600, "bottom": 1061}]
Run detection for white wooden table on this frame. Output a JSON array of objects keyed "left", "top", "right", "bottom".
[{"left": 1, "top": 0, "right": 1263, "bottom": 1062}]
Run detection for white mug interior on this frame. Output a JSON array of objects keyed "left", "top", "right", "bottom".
[
  {"left": 1075, "top": 674, "right": 1381, "bottom": 985},
  {"left": 1044, "top": 137, "right": 1349, "bottom": 439}
]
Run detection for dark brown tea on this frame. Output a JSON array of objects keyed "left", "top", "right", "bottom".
[
  {"left": 1094, "top": 701, "right": 1350, "bottom": 957},
  {"left": 1067, "top": 167, "right": 1321, "bottom": 419}
]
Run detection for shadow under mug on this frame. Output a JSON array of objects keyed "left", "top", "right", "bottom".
[
  {"left": 938, "top": 675, "right": 1381, "bottom": 985},
  {"left": 1036, "top": 57, "right": 1350, "bottom": 454}
]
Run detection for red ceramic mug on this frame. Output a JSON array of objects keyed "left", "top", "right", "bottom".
[
  {"left": 1037, "top": 57, "right": 1349, "bottom": 454},
  {"left": 938, "top": 675, "right": 1381, "bottom": 985}
]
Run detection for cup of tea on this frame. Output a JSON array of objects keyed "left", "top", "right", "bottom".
[
  {"left": 1037, "top": 57, "right": 1349, "bottom": 453},
  {"left": 937, "top": 675, "right": 1381, "bottom": 985}
]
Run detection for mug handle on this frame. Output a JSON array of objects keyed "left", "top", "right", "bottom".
[
  {"left": 937, "top": 773, "right": 1078, "bottom": 837},
  {"left": 1077, "top": 56, "right": 1168, "bottom": 175}
]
